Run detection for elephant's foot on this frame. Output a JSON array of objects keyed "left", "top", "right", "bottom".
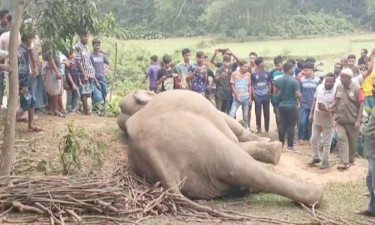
[{"left": 239, "top": 141, "right": 282, "bottom": 165}]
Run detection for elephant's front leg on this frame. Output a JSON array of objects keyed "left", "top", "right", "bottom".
[
  {"left": 222, "top": 113, "right": 269, "bottom": 142},
  {"left": 239, "top": 141, "right": 282, "bottom": 165}
]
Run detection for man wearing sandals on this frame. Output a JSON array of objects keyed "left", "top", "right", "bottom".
[
  {"left": 330, "top": 68, "right": 364, "bottom": 170},
  {"left": 16, "top": 33, "right": 42, "bottom": 132},
  {"left": 356, "top": 79, "right": 375, "bottom": 218}
]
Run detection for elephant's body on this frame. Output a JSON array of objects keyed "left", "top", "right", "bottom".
[{"left": 118, "top": 90, "right": 323, "bottom": 204}]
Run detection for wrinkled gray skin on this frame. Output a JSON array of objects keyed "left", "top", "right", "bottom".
[{"left": 118, "top": 90, "right": 323, "bottom": 205}]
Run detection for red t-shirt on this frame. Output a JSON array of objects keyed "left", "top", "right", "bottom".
[{"left": 357, "top": 89, "right": 365, "bottom": 102}]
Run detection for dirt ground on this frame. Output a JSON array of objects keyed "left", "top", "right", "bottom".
[{"left": 0, "top": 104, "right": 371, "bottom": 224}]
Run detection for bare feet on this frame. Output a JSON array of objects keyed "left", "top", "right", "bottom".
[{"left": 28, "top": 126, "right": 43, "bottom": 132}]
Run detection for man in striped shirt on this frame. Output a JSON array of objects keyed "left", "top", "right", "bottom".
[
  {"left": 298, "top": 62, "right": 320, "bottom": 144},
  {"left": 74, "top": 32, "right": 95, "bottom": 115}
]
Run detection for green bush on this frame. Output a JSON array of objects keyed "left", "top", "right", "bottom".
[{"left": 267, "top": 12, "right": 355, "bottom": 37}]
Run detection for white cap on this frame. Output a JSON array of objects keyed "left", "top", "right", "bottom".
[{"left": 340, "top": 68, "right": 354, "bottom": 77}]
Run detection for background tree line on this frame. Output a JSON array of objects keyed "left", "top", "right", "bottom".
[
  {"left": 1, "top": 0, "right": 375, "bottom": 39},
  {"left": 96, "top": 0, "right": 375, "bottom": 39}
]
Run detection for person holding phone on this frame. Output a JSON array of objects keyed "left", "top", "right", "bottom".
[{"left": 308, "top": 73, "right": 336, "bottom": 169}]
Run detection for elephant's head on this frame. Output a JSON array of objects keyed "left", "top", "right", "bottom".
[{"left": 117, "top": 90, "right": 156, "bottom": 132}]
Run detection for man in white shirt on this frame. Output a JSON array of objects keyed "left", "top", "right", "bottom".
[{"left": 308, "top": 73, "right": 336, "bottom": 169}]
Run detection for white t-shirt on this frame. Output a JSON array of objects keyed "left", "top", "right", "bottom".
[{"left": 313, "top": 83, "right": 336, "bottom": 127}]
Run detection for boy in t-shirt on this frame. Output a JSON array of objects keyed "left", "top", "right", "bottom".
[
  {"left": 229, "top": 60, "right": 251, "bottom": 128},
  {"left": 156, "top": 54, "right": 180, "bottom": 92},
  {"left": 90, "top": 38, "right": 110, "bottom": 115},
  {"left": 145, "top": 55, "right": 161, "bottom": 93},
  {"left": 17, "top": 33, "right": 42, "bottom": 132},
  {"left": 65, "top": 50, "right": 83, "bottom": 114}
]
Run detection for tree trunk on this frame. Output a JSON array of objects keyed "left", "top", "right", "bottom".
[{"left": 0, "top": 0, "right": 25, "bottom": 176}]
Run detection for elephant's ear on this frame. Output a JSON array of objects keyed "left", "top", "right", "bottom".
[{"left": 133, "top": 90, "right": 156, "bottom": 105}]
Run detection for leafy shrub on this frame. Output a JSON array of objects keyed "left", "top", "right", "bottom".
[
  {"left": 107, "top": 96, "right": 122, "bottom": 117},
  {"left": 57, "top": 125, "right": 106, "bottom": 175},
  {"left": 267, "top": 12, "right": 355, "bottom": 37}
]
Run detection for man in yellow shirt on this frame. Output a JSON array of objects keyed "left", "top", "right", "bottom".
[{"left": 363, "top": 50, "right": 375, "bottom": 114}]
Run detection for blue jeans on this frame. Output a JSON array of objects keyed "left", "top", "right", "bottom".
[
  {"left": 0, "top": 72, "right": 5, "bottom": 107},
  {"left": 298, "top": 108, "right": 312, "bottom": 140},
  {"left": 365, "top": 96, "right": 375, "bottom": 115},
  {"left": 367, "top": 158, "right": 375, "bottom": 215},
  {"left": 229, "top": 98, "right": 249, "bottom": 128},
  {"left": 70, "top": 89, "right": 80, "bottom": 112}
]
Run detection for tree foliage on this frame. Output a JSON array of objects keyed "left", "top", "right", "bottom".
[
  {"left": 25, "top": 0, "right": 99, "bottom": 53},
  {"left": 96, "top": 0, "right": 375, "bottom": 39}
]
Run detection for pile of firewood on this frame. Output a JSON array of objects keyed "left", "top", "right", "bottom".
[{"left": 0, "top": 169, "right": 365, "bottom": 225}]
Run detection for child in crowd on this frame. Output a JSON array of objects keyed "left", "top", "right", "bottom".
[
  {"left": 42, "top": 42, "right": 64, "bottom": 117},
  {"left": 145, "top": 55, "right": 161, "bottom": 93},
  {"left": 65, "top": 50, "right": 82, "bottom": 114},
  {"left": 17, "top": 33, "right": 42, "bottom": 132}
]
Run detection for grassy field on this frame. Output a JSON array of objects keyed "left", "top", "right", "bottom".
[{"left": 103, "top": 33, "right": 375, "bottom": 72}]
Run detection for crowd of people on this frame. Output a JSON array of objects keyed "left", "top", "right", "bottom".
[
  {"left": 0, "top": 9, "right": 110, "bottom": 132},
  {"left": 144, "top": 45, "right": 375, "bottom": 217}
]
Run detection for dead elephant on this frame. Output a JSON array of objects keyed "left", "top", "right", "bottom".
[{"left": 117, "top": 90, "right": 323, "bottom": 205}]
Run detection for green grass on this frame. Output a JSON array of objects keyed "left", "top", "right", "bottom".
[
  {"left": 143, "top": 179, "right": 370, "bottom": 225},
  {"left": 103, "top": 33, "right": 375, "bottom": 72}
]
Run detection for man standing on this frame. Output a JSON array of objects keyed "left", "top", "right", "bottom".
[
  {"left": 334, "top": 62, "right": 342, "bottom": 79},
  {"left": 275, "top": 62, "right": 301, "bottom": 152},
  {"left": 0, "top": 10, "right": 9, "bottom": 35},
  {"left": 187, "top": 51, "right": 208, "bottom": 95},
  {"left": 356, "top": 81, "right": 375, "bottom": 217},
  {"left": 176, "top": 48, "right": 193, "bottom": 89},
  {"left": 248, "top": 52, "right": 258, "bottom": 73},
  {"left": 229, "top": 60, "right": 251, "bottom": 129},
  {"left": 331, "top": 68, "right": 364, "bottom": 170},
  {"left": 347, "top": 54, "right": 360, "bottom": 77},
  {"left": 298, "top": 62, "right": 320, "bottom": 144},
  {"left": 252, "top": 57, "right": 271, "bottom": 134},
  {"left": 17, "top": 33, "right": 42, "bottom": 132},
  {"left": 362, "top": 50, "right": 375, "bottom": 114},
  {"left": 358, "top": 49, "right": 369, "bottom": 71},
  {"left": 214, "top": 55, "right": 232, "bottom": 114},
  {"left": 308, "top": 73, "right": 336, "bottom": 169},
  {"left": 271, "top": 56, "right": 284, "bottom": 130},
  {"left": 0, "top": 10, "right": 10, "bottom": 110},
  {"left": 145, "top": 55, "right": 160, "bottom": 93},
  {"left": 90, "top": 38, "right": 110, "bottom": 116},
  {"left": 75, "top": 32, "right": 96, "bottom": 115}
]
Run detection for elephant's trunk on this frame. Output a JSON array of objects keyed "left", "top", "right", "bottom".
[{"left": 225, "top": 155, "right": 323, "bottom": 205}]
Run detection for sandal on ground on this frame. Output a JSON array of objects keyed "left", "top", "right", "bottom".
[
  {"left": 337, "top": 163, "right": 350, "bottom": 170},
  {"left": 55, "top": 111, "right": 65, "bottom": 118},
  {"left": 28, "top": 126, "right": 43, "bottom": 132}
]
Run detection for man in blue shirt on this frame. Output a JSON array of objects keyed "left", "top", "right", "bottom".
[
  {"left": 299, "top": 62, "right": 320, "bottom": 144},
  {"left": 252, "top": 57, "right": 271, "bottom": 133},
  {"left": 187, "top": 51, "right": 208, "bottom": 94},
  {"left": 17, "top": 33, "right": 42, "bottom": 132}
]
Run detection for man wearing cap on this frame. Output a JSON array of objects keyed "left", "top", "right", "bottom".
[
  {"left": 298, "top": 62, "right": 320, "bottom": 145},
  {"left": 330, "top": 68, "right": 364, "bottom": 170},
  {"left": 356, "top": 79, "right": 375, "bottom": 217}
]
